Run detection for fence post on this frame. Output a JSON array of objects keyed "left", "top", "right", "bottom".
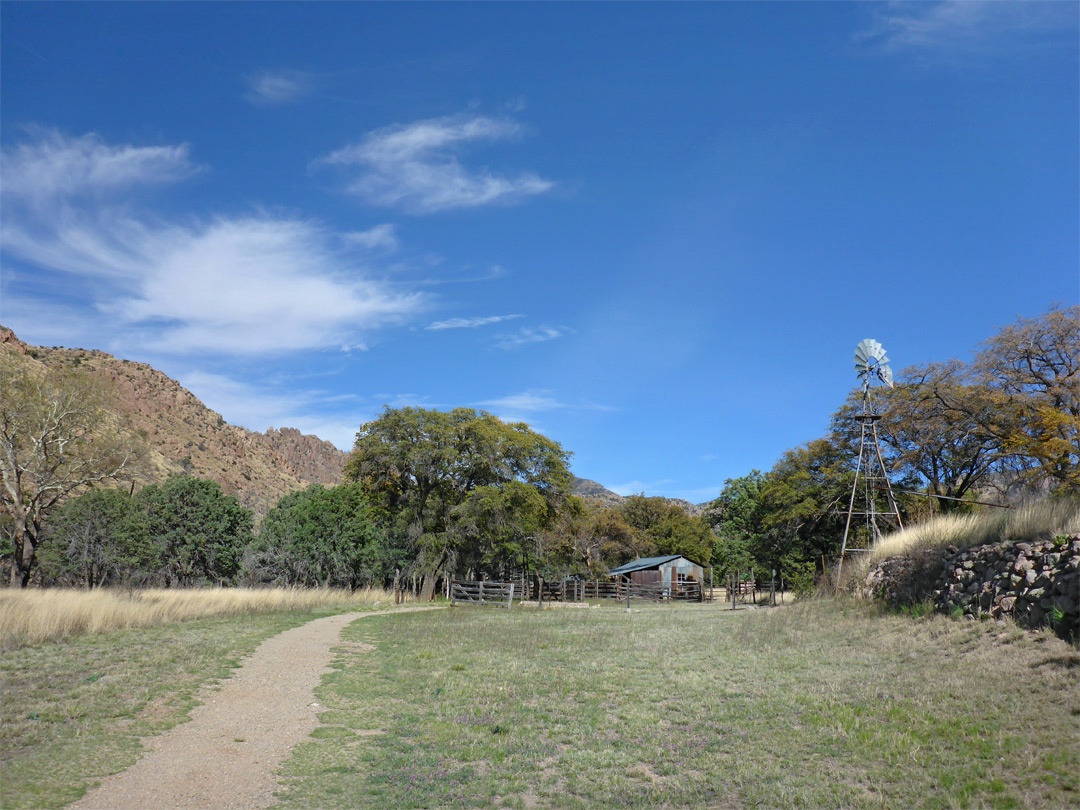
[
  {"left": 450, "top": 579, "right": 456, "bottom": 606},
  {"left": 508, "top": 583, "right": 515, "bottom": 610},
  {"left": 538, "top": 576, "right": 543, "bottom": 609},
  {"left": 479, "top": 579, "right": 485, "bottom": 606},
  {"left": 625, "top": 578, "right": 631, "bottom": 612},
  {"left": 771, "top": 569, "right": 776, "bottom": 606}
]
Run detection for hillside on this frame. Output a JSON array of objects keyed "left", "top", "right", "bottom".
[
  {"left": 2, "top": 328, "right": 713, "bottom": 520},
  {"left": 571, "top": 477, "right": 709, "bottom": 517},
  {"left": 1, "top": 328, "right": 347, "bottom": 516}
]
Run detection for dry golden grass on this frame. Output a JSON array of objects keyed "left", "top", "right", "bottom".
[
  {"left": 847, "top": 496, "right": 1080, "bottom": 583},
  {"left": 0, "top": 586, "right": 394, "bottom": 648}
]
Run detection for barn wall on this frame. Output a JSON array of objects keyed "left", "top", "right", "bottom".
[{"left": 659, "top": 560, "right": 703, "bottom": 582}]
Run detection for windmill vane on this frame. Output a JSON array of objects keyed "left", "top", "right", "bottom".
[{"left": 853, "top": 338, "right": 894, "bottom": 390}]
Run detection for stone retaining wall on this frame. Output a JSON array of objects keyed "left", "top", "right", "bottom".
[{"left": 855, "top": 534, "right": 1079, "bottom": 639}]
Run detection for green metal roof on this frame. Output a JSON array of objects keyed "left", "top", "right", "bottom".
[{"left": 607, "top": 555, "right": 691, "bottom": 576}]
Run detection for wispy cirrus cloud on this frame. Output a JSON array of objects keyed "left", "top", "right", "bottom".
[
  {"left": 318, "top": 113, "right": 554, "bottom": 214},
  {"left": 243, "top": 70, "right": 315, "bottom": 105},
  {"left": 341, "top": 223, "right": 400, "bottom": 252},
  {"left": 1, "top": 130, "right": 425, "bottom": 356},
  {"left": 493, "top": 325, "right": 572, "bottom": 350},
  {"left": 861, "top": 1, "right": 1077, "bottom": 58},
  {"left": 1, "top": 128, "right": 199, "bottom": 211},
  {"left": 426, "top": 313, "right": 523, "bottom": 331},
  {"left": 477, "top": 390, "right": 564, "bottom": 412}
]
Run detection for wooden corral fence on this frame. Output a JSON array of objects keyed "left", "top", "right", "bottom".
[
  {"left": 450, "top": 579, "right": 517, "bottom": 609},
  {"left": 448, "top": 575, "right": 707, "bottom": 607},
  {"left": 535, "top": 578, "right": 585, "bottom": 603},
  {"left": 584, "top": 579, "right": 703, "bottom": 602}
]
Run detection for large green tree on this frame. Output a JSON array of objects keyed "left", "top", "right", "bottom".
[
  {"left": 345, "top": 407, "right": 572, "bottom": 598},
  {"left": 858, "top": 362, "right": 1001, "bottom": 511},
  {"left": 136, "top": 476, "right": 252, "bottom": 586},
  {"left": 758, "top": 437, "right": 857, "bottom": 577},
  {"left": 451, "top": 481, "right": 550, "bottom": 576},
  {"left": 249, "top": 484, "right": 395, "bottom": 588},
  {"left": 38, "top": 487, "right": 152, "bottom": 588},
  {"left": 617, "top": 495, "right": 714, "bottom": 566},
  {"left": 541, "top": 499, "right": 650, "bottom": 577},
  {"left": 969, "top": 304, "right": 1079, "bottom": 489},
  {"left": 701, "top": 471, "right": 765, "bottom": 576}
]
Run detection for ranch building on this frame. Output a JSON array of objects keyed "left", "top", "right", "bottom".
[{"left": 607, "top": 555, "right": 704, "bottom": 588}]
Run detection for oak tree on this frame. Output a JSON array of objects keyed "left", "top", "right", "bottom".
[
  {"left": 345, "top": 407, "right": 572, "bottom": 599},
  {"left": 1, "top": 353, "right": 139, "bottom": 586}
]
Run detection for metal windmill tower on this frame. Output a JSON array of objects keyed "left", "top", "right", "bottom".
[{"left": 836, "top": 339, "right": 904, "bottom": 581}]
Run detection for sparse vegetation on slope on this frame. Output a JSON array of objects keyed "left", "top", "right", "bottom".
[
  {"left": 0, "top": 327, "right": 346, "bottom": 520},
  {"left": 845, "top": 497, "right": 1080, "bottom": 585}
]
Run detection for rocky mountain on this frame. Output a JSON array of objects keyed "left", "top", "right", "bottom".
[
  {"left": 3, "top": 327, "right": 714, "bottom": 521},
  {"left": 570, "top": 477, "right": 626, "bottom": 508},
  {"left": 571, "top": 476, "right": 710, "bottom": 517},
  {"left": 1, "top": 328, "right": 347, "bottom": 517}
]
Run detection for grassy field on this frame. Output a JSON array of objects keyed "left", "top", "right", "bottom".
[
  {"left": 3, "top": 598, "right": 1077, "bottom": 810},
  {"left": 275, "top": 600, "right": 1079, "bottom": 810},
  {"left": 0, "top": 597, "right": 393, "bottom": 810}
]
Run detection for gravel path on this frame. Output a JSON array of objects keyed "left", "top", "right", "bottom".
[{"left": 70, "top": 607, "right": 440, "bottom": 810}]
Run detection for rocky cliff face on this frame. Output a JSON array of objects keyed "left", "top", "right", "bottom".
[{"left": 1, "top": 327, "right": 347, "bottom": 517}]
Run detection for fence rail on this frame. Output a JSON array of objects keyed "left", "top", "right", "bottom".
[
  {"left": 583, "top": 579, "right": 703, "bottom": 602},
  {"left": 450, "top": 579, "right": 516, "bottom": 609}
]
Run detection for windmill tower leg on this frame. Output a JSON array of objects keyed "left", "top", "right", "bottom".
[{"left": 837, "top": 339, "right": 902, "bottom": 591}]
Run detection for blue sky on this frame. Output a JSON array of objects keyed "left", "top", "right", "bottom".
[{"left": 2, "top": 2, "right": 1077, "bottom": 502}]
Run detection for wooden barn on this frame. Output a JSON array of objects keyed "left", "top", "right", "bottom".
[{"left": 607, "top": 555, "right": 704, "bottom": 589}]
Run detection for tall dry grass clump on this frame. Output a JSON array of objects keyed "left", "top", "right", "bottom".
[
  {"left": 848, "top": 497, "right": 1080, "bottom": 584},
  {"left": 0, "top": 586, "right": 393, "bottom": 648}
]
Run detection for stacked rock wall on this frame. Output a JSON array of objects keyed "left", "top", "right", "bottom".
[{"left": 855, "top": 534, "right": 1079, "bottom": 639}]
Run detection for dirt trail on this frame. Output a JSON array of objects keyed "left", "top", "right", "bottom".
[{"left": 70, "top": 606, "right": 440, "bottom": 810}]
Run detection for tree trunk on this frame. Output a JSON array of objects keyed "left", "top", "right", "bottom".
[
  {"left": 10, "top": 516, "right": 37, "bottom": 588},
  {"left": 419, "top": 548, "right": 448, "bottom": 601},
  {"left": 420, "top": 572, "right": 438, "bottom": 601}
]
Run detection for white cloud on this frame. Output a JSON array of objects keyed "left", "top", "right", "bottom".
[
  {"left": 0, "top": 129, "right": 197, "bottom": 211},
  {"left": 243, "top": 70, "right": 313, "bottom": 105},
  {"left": 1, "top": 130, "right": 426, "bottom": 356},
  {"left": 477, "top": 390, "right": 564, "bottom": 412},
  {"left": 863, "top": 1, "right": 1077, "bottom": 57},
  {"left": 426, "top": 313, "right": 523, "bottom": 330},
  {"left": 342, "top": 223, "right": 399, "bottom": 251},
  {"left": 493, "top": 325, "right": 572, "bottom": 350},
  {"left": 319, "top": 114, "right": 554, "bottom": 213}
]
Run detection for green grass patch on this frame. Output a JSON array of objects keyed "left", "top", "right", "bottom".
[
  {"left": 0, "top": 606, "right": 374, "bottom": 810},
  {"left": 275, "top": 601, "right": 1080, "bottom": 810}
]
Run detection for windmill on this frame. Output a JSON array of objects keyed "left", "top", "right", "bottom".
[{"left": 836, "top": 339, "right": 904, "bottom": 582}]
